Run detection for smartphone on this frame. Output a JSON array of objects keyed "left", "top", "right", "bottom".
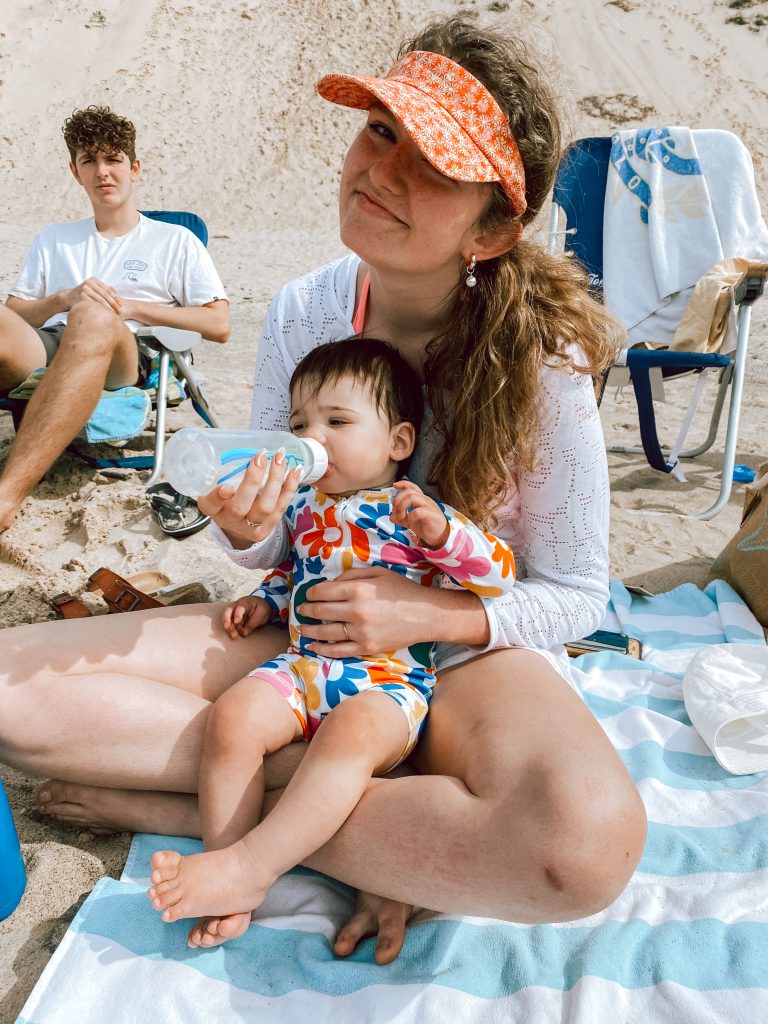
[{"left": 566, "top": 629, "right": 643, "bottom": 659}]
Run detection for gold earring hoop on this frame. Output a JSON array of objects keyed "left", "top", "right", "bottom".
[{"left": 465, "top": 254, "right": 477, "bottom": 288}]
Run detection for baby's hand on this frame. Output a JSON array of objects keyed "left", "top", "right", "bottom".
[
  {"left": 391, "top": 481, "right": 450, "bottom": 549},
  {"left": 222, "top": 595, "right": 272, "bottom": 639}
]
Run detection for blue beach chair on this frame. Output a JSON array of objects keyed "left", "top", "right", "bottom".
[
  {"left": 0, "top": 210, "right": 219, "bottom": 490},
  {"left": 549, "top": 133, "right": 767, "bottom": 520}
]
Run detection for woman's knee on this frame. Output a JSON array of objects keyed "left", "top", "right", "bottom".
[{"left": 503, "top": 760, "right": 647, "bottom": 920}]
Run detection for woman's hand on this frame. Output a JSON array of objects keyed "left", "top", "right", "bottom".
[
  {"left": 298, "top": 566, "right": 491, "bottom": 656},
  {"left": 222, "top": 595, "right": 273, "bottom": 639},
  {"left": 198, "top": 449, "right": 302, "bottom": 549},
  {"left": 390, "top": 480, "right": 450, "bottom": 549},
  {"left": 297, "top": 567, "right": 429, "bottom": 657},
  {"left": 334, "top": 890, "right": 414, "bottom": 965}
]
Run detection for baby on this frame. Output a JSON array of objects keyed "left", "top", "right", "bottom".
[{"left": 147, "top": 338, "right": 517, "bottom": 949}]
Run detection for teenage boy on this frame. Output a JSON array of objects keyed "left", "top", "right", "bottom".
[{"left": 0, "top": 105, "right": 230, "bottom": 531}]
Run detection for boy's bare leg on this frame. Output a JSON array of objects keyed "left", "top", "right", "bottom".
[
  {"left": 0, "top": 298, "right": 138, "bottom": 530},
  {"left": 0, "top": 305, "right": 49, "bottom": 391},
  {"left": 187, "top": 677, "right": 303, "bottom": 948},
  {"left": 148, "top": 691, "right": 409, "bottom": 926}
]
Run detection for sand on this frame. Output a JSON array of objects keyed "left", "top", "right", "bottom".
[{"left": 2, "top": 0, "right": 768, "bottom": 1017}]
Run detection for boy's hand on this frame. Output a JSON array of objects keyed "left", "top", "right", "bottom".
[
  {"left": 391, "top": 481, "right": 450, "bottom": 549},
  {"left": 63, "top": 277, "right": 121, "bottom": 314},
  {"left": 222, "top": 595, "right": 273, "bottom": 639}
]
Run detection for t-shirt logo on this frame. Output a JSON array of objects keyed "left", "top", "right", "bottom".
[{"left": 123, "top": 259, "right": 148, "bottom": 282}]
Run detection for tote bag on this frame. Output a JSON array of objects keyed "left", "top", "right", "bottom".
[{"left": 707, "top": 459, "right": 768, "bottom": 626}]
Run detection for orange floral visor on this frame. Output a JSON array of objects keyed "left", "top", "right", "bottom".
[{"left": 316, "top": 50, "right": 527, "bottom": 217}]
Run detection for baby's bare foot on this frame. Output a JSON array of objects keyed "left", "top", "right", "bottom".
[
  {"left": 147, "top": 845, "right": 273, "bottom": 923},
  {"left": 187, "top": 912, "right": 252, "bottom": 948},
  {"left": 36, "top": 780, "right": 199, "bottom": 836}
]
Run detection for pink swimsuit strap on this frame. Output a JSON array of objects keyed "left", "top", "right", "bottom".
[{"left": 352, "top": 271, "right": 371, "bottom": 335}]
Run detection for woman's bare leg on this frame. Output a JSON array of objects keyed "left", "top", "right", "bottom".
[
  {"left": 0, "top": 603, "right": 286, "bottom": 792},
  {"left": 5, "top": 617, "right": 645, "bottom": 922},
  {"left": 299, "top": 649, "right": 647, "bottom": 923},
  {"left": 34, "top": 743, "right": 308, "bottom": 835}
]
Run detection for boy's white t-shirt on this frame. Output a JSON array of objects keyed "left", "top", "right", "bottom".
[{"left": 10, "top": 214, "right": 227, "bottom": 332}]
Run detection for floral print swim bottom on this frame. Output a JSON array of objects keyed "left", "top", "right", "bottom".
[{"left": 247, "top": 650, "right": 432, "bottom": 768}]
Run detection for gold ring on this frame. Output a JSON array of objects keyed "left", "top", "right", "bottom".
[
  {"left": 342, "top": 622, "right": 350, "bottom": 641},
  {"left": 245, "top": 518, "right": 261, "bottom": 528}
]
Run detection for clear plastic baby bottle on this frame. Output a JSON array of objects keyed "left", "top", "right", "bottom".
[{"left": 163, "top": 428, "right": 328, "bottom": 497}]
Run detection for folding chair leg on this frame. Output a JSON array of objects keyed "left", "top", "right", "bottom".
[
  {"left": 173, "top": 351, "right": 220, "bottom": 428},
  {"left": 683, "top": 304, "right": 752, "bottom": 520},
  {"left": 676, "top": 365, "right": 732, "bottom": 459},
  {"left": 144, "top": 349, "right": 171, "bottom": 489},
  {"left": 629, "top": 304, "right": 752, "bottom": 521},
  {"left": 606, "top": 365, "right": 731, "bottom": 461}
]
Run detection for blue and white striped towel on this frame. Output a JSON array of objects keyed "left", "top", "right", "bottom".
[{"left": 17, "top": 580, "right": 768, "bottom": 1023}]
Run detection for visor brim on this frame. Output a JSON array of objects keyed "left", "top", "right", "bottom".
[{"left": 317, "top": 72, "right": 501, "bottom": 187}]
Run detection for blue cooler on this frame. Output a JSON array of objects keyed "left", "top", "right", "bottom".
[{"left": 0, "top": 779, "right": 26, "bottom": 920}]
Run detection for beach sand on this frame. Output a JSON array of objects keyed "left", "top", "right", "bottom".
[{"left": 2, "top": 0, "right": 768, "bottom": 1017}]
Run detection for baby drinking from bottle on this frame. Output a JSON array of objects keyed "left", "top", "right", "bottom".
[{"left": 147, "top": 338, "right": 518, "bottom": 950}]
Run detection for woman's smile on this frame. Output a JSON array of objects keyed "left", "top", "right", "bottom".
[{"left": 355, "top": 188, "right": 406, "bottom": 224}]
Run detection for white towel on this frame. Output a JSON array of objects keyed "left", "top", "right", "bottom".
[{"left": 603, "top": 127, "right": 768, "bottom": 347}]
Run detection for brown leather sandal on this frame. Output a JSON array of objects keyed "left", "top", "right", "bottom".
[
  {"left": 87, "top": 568, "right": 165, "bottom": 614},
  {"left": 50, "top": 568, "right": 165, "bottom": 619}
]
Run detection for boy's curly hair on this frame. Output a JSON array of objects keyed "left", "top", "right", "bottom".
[{"left": 62, "top": 106, "right": 137, "bottom": 162}]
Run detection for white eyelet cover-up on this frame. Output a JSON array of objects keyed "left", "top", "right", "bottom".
[{"left": 212, "top": 254, "right": 610, "bottom": 686}]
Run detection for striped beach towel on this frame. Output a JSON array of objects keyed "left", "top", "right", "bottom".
[{"left": 17, "top": 581, "right": 768, "bottom": 1022}]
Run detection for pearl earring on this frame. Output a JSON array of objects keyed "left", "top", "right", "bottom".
[{"left": 465, "top": 254, "right": 477, "bottom": 288}]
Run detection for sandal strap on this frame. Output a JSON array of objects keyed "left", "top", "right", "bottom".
[
  {"left": 87, "top": 568, "right": 164, "bottom": 614},
  {"left": 50, "top": 593, "right": 92, "bottom": 619},
  {"left": 147, "top": 489, "right": 190, "bottom": 513}
]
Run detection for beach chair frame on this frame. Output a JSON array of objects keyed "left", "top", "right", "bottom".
[{"left": 548, "top": 134, "right": 766, "bottom": 520}]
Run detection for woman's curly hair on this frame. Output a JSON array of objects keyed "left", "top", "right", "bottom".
[
  {"left": 62, "top": 106, "right": 136, "bottom": 162},
  {"left": 400, "top": 18, "right": 625, "bottom": 528}
]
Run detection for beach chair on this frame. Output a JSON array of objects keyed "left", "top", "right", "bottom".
[
  {"left": 549, "top": 131, "right": 768, "bottom": 520},
  {"left": 0, "top": 210, "right": 219, "bottom": 492}
]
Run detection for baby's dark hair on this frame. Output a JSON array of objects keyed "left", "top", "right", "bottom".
[
  {"left": 289, "top": 338, "right": 423, "bottom": 437},
  {"left": 62, "top": 105, "right": 137, "bottom": 162}
]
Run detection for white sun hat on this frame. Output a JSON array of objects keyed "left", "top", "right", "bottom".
[{"left": 683, "top": 643, "right": 768, "bottom": 775}]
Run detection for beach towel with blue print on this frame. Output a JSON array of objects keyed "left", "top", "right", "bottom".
[
  {"left": 9, "top": 366, "right": 151, "bottom": 445},
  {"left": 16, "top": 580, "right": 768, "bottom": 1024},
  {"left": 603, "top": 127, "right": 768, "bottom": 346}
]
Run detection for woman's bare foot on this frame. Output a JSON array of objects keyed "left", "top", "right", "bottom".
[
  {"left": 36, "top": 780, "right": 200, "bottom": 837},
  {"left": 334, "top": 890, "right": 414, "bottom": 965},
  {"left": 147, "top": 844, "right": 274, "bottom": 922},
  {"left": 187, "top": 912, "right": 252, "bottom": 948}
]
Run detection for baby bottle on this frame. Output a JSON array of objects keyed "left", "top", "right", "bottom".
[
  {"left": 163, "top": 428, "right": 328, "bottom": 498},
  {"left": 0, "top": 779, "right": 26, "bottom": 921}
]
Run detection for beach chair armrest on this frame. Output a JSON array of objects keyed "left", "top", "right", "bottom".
[
  {"left": 625, "top": 350, "right": 732, "bottom": 371},
  {"left": 733, "top": 262, "right": 768, "bottom": 306},
  {"left": 623, "top": 349, "right": 733, "bottom": 476},
  {"left": 135, "top": 326, "right": 203, "bottom": 353}
]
